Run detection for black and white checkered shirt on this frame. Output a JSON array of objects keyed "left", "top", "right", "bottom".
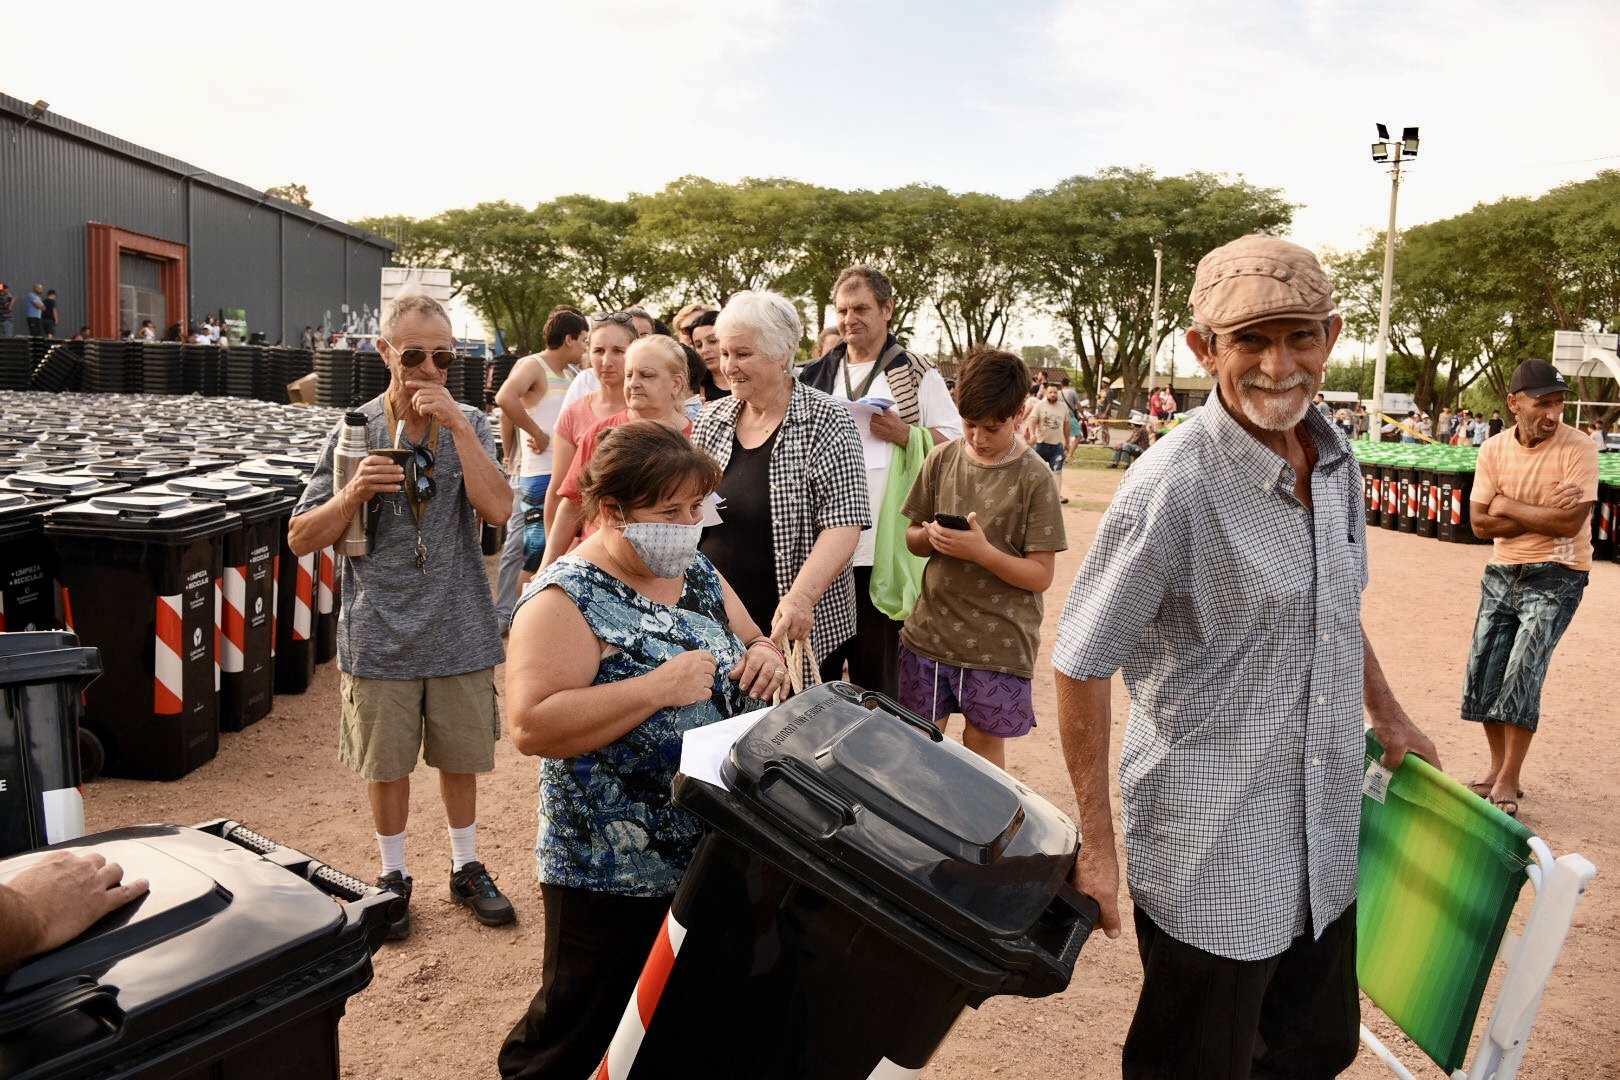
[
  {"left": 1053, "top": 390, "right": 1368, "bottom": 961},
  {"left": 693, "top": 380, "right": 872, "bottom": 662}
]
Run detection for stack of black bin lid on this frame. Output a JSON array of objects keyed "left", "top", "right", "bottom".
[
  {"left": 354, "top": 349, "right": 387, "bottom": 404},
  {"left": 28, "top": 342, "right": 82, "bottom": 392},
  {"left": 84, "top": 340, "right": 143, "bottom": 394},
  {"left": 26, "top": 338, "right": 53, "bottom": 371},
  {"left": 177, "top": 342, "right": 215, "bottom": 395},
  {"left": 258, "top": 348, "right": 307, "bottom": 404},
  {"left": 313, "top": 349, "right": 353, "bottom": 408},
  {"left": 457, "top": 354, "right": 485, "bottom": 406},
  {"left": 486, "top": 354, "right": 517, "bottom": 408},
  {"left": 0, "top": 338, "right": 33, "bottom": 391},
  {"left": 226, "top": 345, "right": 261, "bottom": 398},
  {"left": 143, "top": 341, "right": 183, "bottom": 396}
]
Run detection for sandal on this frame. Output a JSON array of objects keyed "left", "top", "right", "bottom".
[
  {"left": 1491, "top": 797, "right": 1519, "bottom": 818},
  {"left": 1467, "top": 780, "right": 1524, "bottom": 799}
]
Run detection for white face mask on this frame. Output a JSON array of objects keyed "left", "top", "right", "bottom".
[{"left": 617, "top": 520, "right": 703, "bottom": 578}]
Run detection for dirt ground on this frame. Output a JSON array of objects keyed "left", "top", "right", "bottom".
[{"left": 81, "top": 458, "right": 1619, "bottom": 1079}]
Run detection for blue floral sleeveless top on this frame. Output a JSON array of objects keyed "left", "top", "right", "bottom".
[{"left": 516, "top": 553, "right": 761, "bottom": 896}]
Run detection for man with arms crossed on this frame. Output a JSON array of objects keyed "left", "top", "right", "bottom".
[
  {"left": 289, "top": 291, "right": 515, "bottom": 940},
  {"left": 1462, "top": 358, "right": 1597, "bottom": 818},
  {"left": 1053, "top": 235, "right": 1437, "bottom": 1078}
]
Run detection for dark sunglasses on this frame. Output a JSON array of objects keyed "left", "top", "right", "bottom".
[
  {"left": 382, "top": 337, "right": 457, "bottom": 370},
  {"left": 591, "top": 312, "right": 635, "bottom": 327},
  {"left": 407, "top": 451, "right": 436, "bottom": 503}
]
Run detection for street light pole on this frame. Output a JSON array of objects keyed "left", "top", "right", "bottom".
[
  {"left": 1368, "top": 125, "right": 1418, "bottom": 441},
  {"left": 1147, "top": 241, "right": 1164, "bottom": 406}
]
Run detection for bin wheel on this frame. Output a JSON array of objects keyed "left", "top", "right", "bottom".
[{"left": 79, "top": 729, "right": 105, "bottom": 783}]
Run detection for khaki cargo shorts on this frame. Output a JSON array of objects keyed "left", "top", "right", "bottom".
[{"left": 339, "top": 668, "right": 499, "bottom": 782}]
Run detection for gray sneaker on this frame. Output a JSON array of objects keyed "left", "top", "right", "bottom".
[
  {"left": 377, "top": 871, "right": 413, "bottom": 941},
  {"left": 449, "top": 861, "right": 515, "bottom": 926}
]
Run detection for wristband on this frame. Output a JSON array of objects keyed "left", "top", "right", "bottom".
[{"left": 746, "top": 637, "right": 784, "bottom": 663}]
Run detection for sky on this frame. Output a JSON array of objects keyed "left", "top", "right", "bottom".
[{"left": 8, "top": 0, "right": 1620, "bottom": 353}]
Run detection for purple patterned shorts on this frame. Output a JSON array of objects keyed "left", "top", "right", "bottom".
[{"left": 898, "top": 643, "right": 1036, "bottom": 738}]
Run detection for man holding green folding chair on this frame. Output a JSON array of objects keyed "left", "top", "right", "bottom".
[{"left": 1054, "top": 235, "right": 1440, "bottom": 1079}]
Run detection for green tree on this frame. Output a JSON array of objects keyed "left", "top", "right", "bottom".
[
  {"left": 265, "top": 182, "right": 312, "bottom": 208},
  {"left": 1023, "top": 168, "right": 1293, "bottom": 412},
  {"left": 637, "top": 177, "right": 809, "bottom": 306},
  {"left": 539, "top": 194, "right": 667, "bottom": 312},
  {"left": 930, "top": 193, "right": 1031, "bottom": 355}
]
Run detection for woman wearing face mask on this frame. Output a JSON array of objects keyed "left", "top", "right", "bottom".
[
  {"left": 542, "top": 315, "right": 632, "bottom": 545},
  {"left": 499, "top": 420, "right": 784, "bottom": 1078},
  {"left": 541, "top": 334, "right": 691, "bottom": 567},
  {"left": 692, "top": 290, "right": 869, "bottom": 670}
]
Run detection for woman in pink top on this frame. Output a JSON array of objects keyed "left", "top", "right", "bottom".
[
  {"left": 542, "top": 336, "right": 694, "bottom": 566},
  {"left": 543, "top": 318, "right": 632, "bottom": 539}
]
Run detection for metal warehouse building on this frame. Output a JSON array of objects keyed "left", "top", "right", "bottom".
[{"left": 0, "top": 93, "right": 395, "bottom": 345}]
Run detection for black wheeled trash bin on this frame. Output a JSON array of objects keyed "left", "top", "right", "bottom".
[
  {"left": 599, "top": 682, "right": 1099, "bottom": 1079},
  {"left": 0, "top": 492, "right": 64, "bottom": 632},
  {"left": 42, "top": 493, "right": 238, "bottom": 780},
  {"left": 0, "top": 819, "right": 401, "bottom": 1079},
  {"left": 0, "top": 631, "right": 99, "bottom": 857}
]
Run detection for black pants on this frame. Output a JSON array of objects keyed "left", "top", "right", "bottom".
[
  {"left": 498, "top": 883, "right": 671, "bottom": 1079},
  {"left": 1123, "top": 904, "right": 1359, "bottom": 1080},
  {"left": 25, "top": 317, "right": 42, "bottom": 336},
  {"left": 817, "top": 565, "right": 901, "bottom": 698}
]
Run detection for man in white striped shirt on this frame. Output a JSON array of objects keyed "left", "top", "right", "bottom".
[{"left": 1054, "top": 235, "right": 1438, "bottom": 1078}]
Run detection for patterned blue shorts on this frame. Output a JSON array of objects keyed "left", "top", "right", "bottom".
[
  {"left": 898, "top": 643, "right": 1036, "bottom": 738},
  {"left": 1461, "top": 562, "right": 1587, "bottom": 732}
]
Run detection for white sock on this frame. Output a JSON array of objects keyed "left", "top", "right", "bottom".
[
  {"left": 448, "top": 823, "right": 477, "bottom": 872},
  {"left": 377, "top": 830, "right": 408, "bottom": 879}
]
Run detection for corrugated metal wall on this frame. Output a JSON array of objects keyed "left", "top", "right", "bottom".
[{"left": 0, "top": 98, "right": 393, "bottom": 345}]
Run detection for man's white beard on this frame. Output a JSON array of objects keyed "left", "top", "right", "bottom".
[{"left": 1235, "top": 375, "right": 1316, "bottom": 431}]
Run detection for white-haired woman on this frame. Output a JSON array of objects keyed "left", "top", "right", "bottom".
[{"left": 692, "top": 290, "right": 870, "bottom": 668}]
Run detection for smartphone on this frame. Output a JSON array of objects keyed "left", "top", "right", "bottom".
[{"left": 933, "top": 512, "right": 970, "bottom": 531}]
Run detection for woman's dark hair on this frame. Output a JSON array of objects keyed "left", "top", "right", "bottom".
[
  {"left": 680, "top": 343, "right": 706, "bottom": 397},
  {"left": 953, "top": 347, "right": 1031, "bottom": 423},
  {"left": 577, "top": 421, "right": 720, "bottom": 523},
  {"left": 689, "top": 310, "right": 719, "bottom": 331}
]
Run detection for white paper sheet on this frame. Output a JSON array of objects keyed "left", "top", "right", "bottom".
[
  {"left": 679, "top": 712, "right": 767, "bottom": 788},
  {"left": 839, "top": 396, "right": 898, "bottom": 469}
]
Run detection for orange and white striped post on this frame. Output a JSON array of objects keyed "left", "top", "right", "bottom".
[{"left": 154, "top": 593, "right": 185, "bottom": 714}]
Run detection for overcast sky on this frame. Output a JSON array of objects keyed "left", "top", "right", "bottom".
[{"left": 9, "top": 0, "right": 1619, "bottom": 351}]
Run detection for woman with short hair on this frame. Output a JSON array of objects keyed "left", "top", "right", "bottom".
[
  {"left": 692, "top": 290, "right": 870, "bottom": 666},
  {"left": 500, "top": 420, "right": 785, "bottom": 1077}
]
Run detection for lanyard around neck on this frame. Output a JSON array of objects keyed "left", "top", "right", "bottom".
[{"left": 841, "top": 340, "right": 894, "bottom": 401}]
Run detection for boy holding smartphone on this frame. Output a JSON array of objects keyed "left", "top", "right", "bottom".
[{"left": 899, "top": 349, "right": 1068, "bottom": 768}]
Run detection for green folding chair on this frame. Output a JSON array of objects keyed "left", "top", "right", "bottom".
[{"left": 1357, "top": 733, "right": 1597, "bottom": 1079}]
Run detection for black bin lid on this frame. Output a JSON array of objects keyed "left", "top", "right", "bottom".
[
  {"left": 135, "top": 477, "right": 292, "bottom": 522},
  {"left": 224, "top": 458, "right": 309, "bottom": 493},
  {"left": 2, "top": 471, "right": 130, "bottom": 500},
  {"left": 81, "top": 461, "right": 191, "bottom": 485},
  {"left": 0, "top": 825, "right": 367, "bottom": 1075},
  {"left": 701, "top": 683, "right": 1081, "bottom": 984},
  {"left": 43, "top": 493, "right": 237, "bottom": 543}
]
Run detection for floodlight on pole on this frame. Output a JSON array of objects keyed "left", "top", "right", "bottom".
[
  {"left": 1367, "top": 124, "right": 1419, "bottom": 440},
  {"left": 1147, "top": 241, "right": 1164, "bottom": 401}
]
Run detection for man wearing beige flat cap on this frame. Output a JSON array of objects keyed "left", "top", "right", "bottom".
[{"left": 1054, "top": 234, "right": 1439, "bottom": 1078}]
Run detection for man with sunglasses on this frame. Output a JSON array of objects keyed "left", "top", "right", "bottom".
[{"left": 289, "top": 290, "right": 517, "bottom": 941}]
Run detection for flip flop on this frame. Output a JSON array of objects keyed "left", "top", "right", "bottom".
[
  {"left": 1491, "top": 797, "right": 1519, "bottom": 818},
  {"left": 1467, "top": 781, "right": 1524, "bottom": 799}
]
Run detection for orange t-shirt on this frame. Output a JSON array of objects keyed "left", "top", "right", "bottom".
[{"left": 1470, "top": 423, "right": 1599, "bottom": 570}]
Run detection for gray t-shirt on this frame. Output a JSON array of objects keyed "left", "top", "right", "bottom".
[{"left": 294, "top": 394, "right": 506, "bottom": 679}]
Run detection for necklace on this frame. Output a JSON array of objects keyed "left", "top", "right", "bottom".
[{"left": 998, "top": 437, "right": 1023, "bottom": 463}]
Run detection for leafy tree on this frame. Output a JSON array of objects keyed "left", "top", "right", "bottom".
[
  {"left": 265, "top": 182, "right": 312, "bottom": 208},
  {"left": 539, "top": 194, "right": 667, "bottom": 312},
  {"left": 1024, "top": 168, "right": 1293, "bottom": 412},
  {"left": 637, "top": 177, "right": 810, "bottom": 306},
  {"left": 929, "top": 193, "right": 1031, "bottom": 355}
]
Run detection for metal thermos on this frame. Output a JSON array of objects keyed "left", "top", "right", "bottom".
[{"left": 334, "top": 412, "right": 371, "bottom": 556}]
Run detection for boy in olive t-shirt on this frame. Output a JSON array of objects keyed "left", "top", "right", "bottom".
[{"left": 900, "top": 349, "right": 1068, "bottom": 768}]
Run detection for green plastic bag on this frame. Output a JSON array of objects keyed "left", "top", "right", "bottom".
[{"left": 869, "top": 426, "right": 933, "bottom": 621}]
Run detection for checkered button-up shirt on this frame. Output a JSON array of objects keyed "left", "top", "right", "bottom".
[
  {"left": 693, "top": 380, "right": 871, "bottom": 662},
  {"left": 1053, "top": 391, "right": 1368, "bottom": 961}
]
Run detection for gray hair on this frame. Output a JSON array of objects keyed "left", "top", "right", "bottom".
[
  {"left": 381, "top": 290, "right": 452, "bottom": 341},
  {"left": 716, "top": 290, "right": 802, "bottom": 364},
  {"left": 832, "top": 265, "right": 894, "bottom": 308}
]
